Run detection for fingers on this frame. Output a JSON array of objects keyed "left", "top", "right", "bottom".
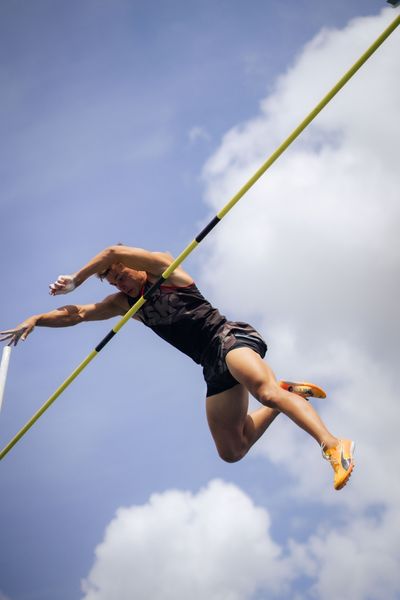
[
  {"left": 49, "top": 283, "right": 64, "bottom": 295},
  {"left": 49, "top": 276, "right": 66, "bottom": 294},
  {"left": 49, "top": 274, "right": 76, "bottom": 296},
  {"left": 0, "top": 330, "right": 18, "bottom": 342},
  {"left": 1, "top": 324, "right": 33, "bottom": 346},
  {"left": 49, "top": 282, "right": 67, "bottom": 295},
  {"left": 1, "top": 330, "right": 23, "bottom": 346},
  {"left": 21, "top": 326, "right": 33, "bottom": 342}
]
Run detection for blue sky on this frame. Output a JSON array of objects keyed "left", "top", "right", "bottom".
[{"left": 1, "top": 2, "right": 399, "bottom": 600}]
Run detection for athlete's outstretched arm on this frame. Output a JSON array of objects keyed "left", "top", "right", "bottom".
[
  {"left": 49, "top": 245, "right": 175, "bottom": 296},
  {"left": 0, "top": 294, "right": 127, "bottom": 346}
]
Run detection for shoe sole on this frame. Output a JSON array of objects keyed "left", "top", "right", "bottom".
[{"left": 335, "top": 441, "right": 356, "bottom": 490}]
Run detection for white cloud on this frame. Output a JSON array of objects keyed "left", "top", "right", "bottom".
[
  {"left": 305, "top": 507, "right": 400, "bottom": 600},
  {"left": 200, "top": 10, "right": 399, "bottom": 360},
  {"left": 81, "top": 480, "right": 292, "bottom": 600},
  {"left": 199, "top": 6, "right": 399, "bottom": 498},
  {"left": 82, "top": 478, "right": 400, "bottom": 600},
  {"left": 196, "top": 9, "right": 400, "bottom": 599},
  {"left": 252, "top": 342, "right": 400, "bottom": 510},
  {"left": 189, "top": 125, "right": 211, "bottom": 144}
]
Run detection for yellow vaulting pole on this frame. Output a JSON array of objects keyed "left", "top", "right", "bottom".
[{"left": 1, "top": 13, "right": 399, "bottom": 461}]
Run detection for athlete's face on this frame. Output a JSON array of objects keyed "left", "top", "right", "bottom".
[{"left": 104, "top": 263, "right": 146, "bottom": 296}]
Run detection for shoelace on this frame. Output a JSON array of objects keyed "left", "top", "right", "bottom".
[{"left": 321, "top": 442, "right": 340, "bottom": 467}]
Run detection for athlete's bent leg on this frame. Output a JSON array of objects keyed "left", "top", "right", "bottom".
[
  {"left": 206, "top": 384, "right": 280, "bottom": 463},
  {"left": 225, "top": 347, "right": 338, "bottom": 449}
]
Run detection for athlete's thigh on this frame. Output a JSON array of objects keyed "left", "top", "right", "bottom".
[
  {"left": 225, "top": 347, "right": 278, "bottom": 398},
  {"left": 206, "top": 383, "right": 249, "bottom": 443}
]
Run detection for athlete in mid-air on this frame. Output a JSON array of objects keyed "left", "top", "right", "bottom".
[{"left": 0, "top": 245, "right": 355, "bottom": 489}]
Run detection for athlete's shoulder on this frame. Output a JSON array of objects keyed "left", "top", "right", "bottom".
[
  {"left": 104, "top": 291, "right": 131, "bottom": 312},
  {"left": 147, "top": 256, "right": 194, "bottom": 287}
]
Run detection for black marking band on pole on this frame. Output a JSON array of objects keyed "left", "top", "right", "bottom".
[
  {"left": 195, "top": 216, "right": 221, "bottom": 243},
  {"left": 143, "top": 276, "right": 164, "bottom": 300},
  {"left": 95, "top": 330, "right": 116, "bottom": 353}
]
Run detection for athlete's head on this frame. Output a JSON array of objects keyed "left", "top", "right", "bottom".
[{"left": 98, "top": 263, "right": 146, "bottom": 296}]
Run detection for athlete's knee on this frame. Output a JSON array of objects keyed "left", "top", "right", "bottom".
[
  {"left": 218, "top": 447, "right": 245, "bottom": 463},
  {"left": 216, "top": 440, "right": 247, "bottom": 463},
  {"left": 254, "top": 382, "right": 282, "bottom": 409}
]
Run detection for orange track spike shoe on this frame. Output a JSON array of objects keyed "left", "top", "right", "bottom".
[
  {"left": 322, "top": 439, "right": 355, "bottom": 490},
  {"left": 279, "top": 380, "right": 327, "bottom": 399}
]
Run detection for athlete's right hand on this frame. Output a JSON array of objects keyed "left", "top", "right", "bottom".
[
  {"left": 49, "top": 273, "right": 77, "bottom": 296},
  {"left": 0, "top": 317, "right": 37, "bottom": 346}
]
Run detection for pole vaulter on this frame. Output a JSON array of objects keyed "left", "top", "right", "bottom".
[{"left": 0, "top": 13, "right": 399, "bottom": 463}]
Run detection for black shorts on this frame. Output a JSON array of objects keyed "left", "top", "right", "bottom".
[{"left": 202, "top": 321, "right": 267, "bottom": 397}]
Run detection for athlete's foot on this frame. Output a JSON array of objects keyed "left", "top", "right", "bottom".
[
  {"left": 322, "top": 439, "right": 355, "bottom": 490},
  {"left": 279, "top": 380, "right": 327, "bottom": 399}
]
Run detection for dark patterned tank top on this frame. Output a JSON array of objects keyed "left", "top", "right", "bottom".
[{"left": 126, "top": 281, "right": 226, "bottom": 365}]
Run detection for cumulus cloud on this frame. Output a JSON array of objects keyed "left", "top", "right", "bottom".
[
  {"left": 200, "top": 6, "right": 399, "bottom": 492},
  {"left": 252, "top": 343, "right": 400, "bottom": 510},
  {"left": 196, "top": 9, "right": 400, "bottom": 599},
  {"left": 82, "top": 480, "right": 293, "bottom": 600},
  {"left": 305, "top": 507, "right": 400, "bottom": 600},
  {"left": 200, "top": 9, "right": 399, "bottom": 362},
  {"left": 82, "top": 478, "right": 400, "bottom": 600}
]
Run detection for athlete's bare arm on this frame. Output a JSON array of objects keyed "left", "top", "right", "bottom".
[
  {"left": 49, "top": 245, "right": 193, "bottom": 295},
  {"left": 0, "top": 293, "right": 130, "bottom": 346}
]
